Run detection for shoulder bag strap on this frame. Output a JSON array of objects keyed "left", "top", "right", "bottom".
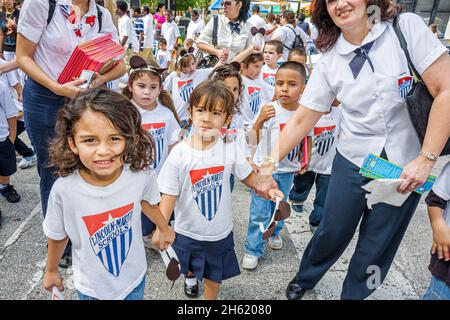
[
  {"left": 393, "top": 15, "right": 423, "bottom": 83},
  {"left": 212, "top": 14, "right": 219, "bottom": 47}
]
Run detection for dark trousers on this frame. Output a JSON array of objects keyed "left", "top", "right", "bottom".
[
  {"left": 294, "top": 152, "right": 421, "bottom": 299},
  {"left": 289, "top": 171, "right": 331, "bottom": 226},
  {"left": 14, "top": 121, "right": 35, "bottom": 158},
  {"left": 23, "top": 78, "right": 71, "bottom": 256}
]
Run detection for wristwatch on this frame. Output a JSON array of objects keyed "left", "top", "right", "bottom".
[{"left": 420, "top": 151, "right": 438, "bottom": 161}]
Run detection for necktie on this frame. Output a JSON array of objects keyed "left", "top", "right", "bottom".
[
  {"left": 229, "top": 21, "right": 241, "bottom": 34},
  {"left": 348, "top": 41, "right": 375, "bottom": 79}
]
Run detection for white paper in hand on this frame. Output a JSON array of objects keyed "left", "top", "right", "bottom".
[
  {"left": 52, "top": 286, "right": 64, "bottom": 300},
  {"left": 362, "top": 179, "right": 411, "bottom": 209}
]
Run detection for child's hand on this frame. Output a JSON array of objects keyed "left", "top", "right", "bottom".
[
  {"left": 152, "top": 229, "right": 160, "bottom": 248},
  {"left": 257, "top": 104, "right": 276, "bottom": 123},
  {"left": 250, "top": 163, "right": 260, "bottom": 174},
  {"left": 43, "top": 270, "right": 64, "bottom": 293},
  {"left": 267, "top": 188, "right": 284, "bottom": 202},
  {"left": 158, "top": 226, "right": 176, "bottom": 251},
  {"left": 431, "top": 219, "right": 450, "bottom": 261}
]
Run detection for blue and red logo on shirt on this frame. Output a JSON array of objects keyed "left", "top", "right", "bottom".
[
  {"left": 248, "top": 87, "right": 262, "bottom": 115},
  {"left": 314, "top": 125, "right": 336, "bottom": 156},
  {"left": 262, "top": 73, "right": 276, "bottom": 87},
  {"left": 280, "top": 123, "right": 300, "bottom": 162},
  {"left": 397, "top": 76, "right": 413, "bottom": 100},
  {"left": 178, "top": 79, "right": 194, "bottom": 103},
  {"left": 82, "top": 203, "right": 134, "bottom": 277},
  {"left": 142, "top": 123, "right": 166, "bottom": 170},
  {"left": 189, "top": 166, "right": 224, "bottom": 221}
]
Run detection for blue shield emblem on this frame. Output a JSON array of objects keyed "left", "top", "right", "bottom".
[{"left": 178, "top": 79, "right": 194, "bottom": 103}]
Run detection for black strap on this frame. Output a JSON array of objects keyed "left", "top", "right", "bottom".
[
  {"left": 212, "top": 15, "right": 219, "bottom": 47},
  {"left": 393, "top": 15, "right": 423, "bottom": 83},
  {"left": 47, "top": 0, "right": 103, "bottom": 32},
  {"left": 283, "top": 26, "right": 301, "bottom": 50}
]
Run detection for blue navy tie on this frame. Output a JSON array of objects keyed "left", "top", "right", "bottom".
[
  {"left": 229, "top": 21, "right": 241, "bottom": 34},
  {"left": 348, "top": 41, "right": 375, "bottom": 79}
]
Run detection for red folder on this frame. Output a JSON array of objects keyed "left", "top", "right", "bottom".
[{"left": 58, "top": 34, "right": 125, "bottom": 84}]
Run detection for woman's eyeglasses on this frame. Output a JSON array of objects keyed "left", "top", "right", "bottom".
[{"left": 221, "top": 1, "right": 237, "bottom": 8}]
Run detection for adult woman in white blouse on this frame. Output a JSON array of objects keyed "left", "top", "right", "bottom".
[
  {"left": 196, "top": 0, "right": 253, "bottom": 63},
  {"left": 256, "top": 0, "right": 450, "bottom": 300},
  {"left": 16, "top": 0, "right": 125, "bottom": 266}
]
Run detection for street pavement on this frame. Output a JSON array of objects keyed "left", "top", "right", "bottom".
[{"left": 0, "top": 131, "right": 448, "bottom": 300}]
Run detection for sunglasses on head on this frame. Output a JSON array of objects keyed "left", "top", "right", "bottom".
[{"left": 259, "top": 198, "right": 291, "bottom": 240}]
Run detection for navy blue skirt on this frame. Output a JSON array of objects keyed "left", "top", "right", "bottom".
[{"left": 172, "top": 232, "right": 240, "bottom": 284}]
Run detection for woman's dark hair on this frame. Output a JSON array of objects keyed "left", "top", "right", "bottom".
[
  {"left": 157, "top": 3, "right": 165, "bottom": 12},
  {"left": 49, "top": 88, "right": 155, "bottom": 177},
  {"left": 312, "top": 0, "right": 402, "bottom": 52},
  {"left": 282, "top": 10, "right": 296, "bottom": 25},
  {"left": 188, "top": 80, "right": 237, "bottom": 123},
  {"left": 236, "top": 0, "right": 251, "bottom": 23},
  {"left": 123, "top": 55, "right": 181, "bottom": 125},
  {"left": 266, "top": 13, "right": 276, "bottom": 23},
  {"left": 208, "top": 63, "right": 243, "bottom": 114},
  {"left": 142, "top": 5, "right": 150, "bottom": 15},
  {"left": 115, "top": 0, "right": 128, "bottom": 12}
]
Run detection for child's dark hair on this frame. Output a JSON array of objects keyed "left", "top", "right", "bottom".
[
  {"left": 188, "top": 80, "right": 236, "bottom": 122},
  {"left": 208, "top": 63, "right": 242, "bottom": 114},
  {"left": 242, "top": 53, "right": 264, "bottom": 67},
  {"left": 288, "top": 47, "right": 307, "bottom": 60},
  {"left": 277, "top": 61, "right": 306, "bottom": 83},
  {"left": 49, "top": 88, "right": 155, "bottom": 177},
  {"left": 158, "top": 38, "right": 167, "bottom": 46},
  {"left": 265, "top": 40, "right": 284, "bottom": 55},
  {"left": 123, "top": 56, "right": 181, "bottom": 125}
]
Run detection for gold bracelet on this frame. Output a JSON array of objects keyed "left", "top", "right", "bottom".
[{"left": 263, "top": 156, "right": 279, "bottom": 171}]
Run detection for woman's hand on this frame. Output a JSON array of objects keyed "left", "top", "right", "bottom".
[
  {"left": 90, "top": 72, "right": 107, "bottom": 89},
  {"left": 43, "top": 270, "right": 64, "bottom": 293},
  {"left": 218, "top": 48, "right": 229, "bottom": 63},
  {"left": 398, "top": 155, "right": 435, "bottom": 194},
  {"left": 54, "top": 78, "right": 86, "bottom": 98},
  {"left": 253, "top": 163, "right": 279, "bottom": 200},
  {"left": 267, "top": 188, "right": 284, "bottom": 201},
  {"left": 431, "top": 218, "right": 450, "bottom": 261}
]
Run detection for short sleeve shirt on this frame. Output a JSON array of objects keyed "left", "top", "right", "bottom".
[
  {"left": 18, "top": 0, "right": 119, "bottom": 81},
  {"left": 241, "top": 76, "right": 274, "bottom": 126},
  {"left": 43, "top": 166, "right": 160, "bottom": 300},
  {"left": 300, "top": 13, "right": 448, "bottom": 168},
  {"left": 432, "top": 162, "right": 450, "bottom": 226}
]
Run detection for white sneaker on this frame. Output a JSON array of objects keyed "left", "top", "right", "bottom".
[
  {"left": 268, "top": 235, "right": 283, "bottom": 250},
  {"left": 18, "top": 155, "right": 37, "bottom": 169},
  {"left": 241, "top": 254, "right": 259, "bottom": 270}
]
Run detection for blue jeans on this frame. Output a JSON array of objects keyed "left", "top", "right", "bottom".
[
  {"left": 423, "top": 276, "right": 450, "bottom": 300},
  {"left": 23, "top": 78, "right": 65, "bottom": 216},
  {"left": 289, "top": 171, "right": 331, "bottom": 226},
  {"left": 77, "top": 276, "right": 146, "bottom": 300},
  {"left": 245, "top": 172, "right": 294, "bottom": 257}
]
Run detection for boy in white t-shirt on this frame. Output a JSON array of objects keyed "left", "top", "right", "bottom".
[
  {"left": 240, "top": 53, "right": 274, "bottom": 128},
  {"left": 242, "top": 61, "right": 307, "bottom": 270},
  {"left": 289, "top": 106, "right": 341, "bottom": 233},
  {"left": 423, "top": 161, "right": 450, "bottom": 300},
  {"left": 260, "top": 40, "right": 283, "bottom": 87},
  {"left": 156, "top": 38, "right": 171, "bottom": 69}
]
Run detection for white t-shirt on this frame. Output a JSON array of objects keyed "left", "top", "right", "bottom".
[
  {"left": 43, "top": 166, "right": 161, "bottom": 300},
  {"left": 163, "top": 68, "right": 213, "bottom": 121},
  {"left": 0, "top": 58, "right": 21, "bottom": 116},
  {"left": 241, "top": 76, "right": 274, "bottom": 126},
  {"left": 156, "top": 49, "right": 171, "bottom": 69},
  {"left": 135, "top": 102, "right": 181, "bottom": 175},
  {"left": 157, "top": 139, "right": 252, "bottom": 242},
  {"left": 309, "top": 107, "right": 341, "bottom": 175},
  {"left": 272, "top": 24, "right": 309, "bottom": 60},
  {"left": 18, "top": 0, "right": 119, "bottom": 81},
  {"left": 142, "top": 14, "right": 154, "bottom": 49},
  {"left": 0, "top": 80, "right": 18, "bottom": 141},
  {"left": 161, "top": 21, "right": 181, "bottom": 51},
  {"left": 119, "top": 14, "right": 139, "bottom": 52},
  {"left": 186, "top": 18, "right": 205, "bottom": 40},
  {"left": 432, "top": 162, "right": 450, "bottom": 226},
  {"left": 253, "top": 100, "right": 308, "bottom": 173},
  {"left": 221, "top": 111, "right": 250, "bottom": 158},
  {"left": 247, "top": 14, "right": 267, "bottom": 30},
  {"left": 260, "top": 64, "right": 279, "bottom": 87}
]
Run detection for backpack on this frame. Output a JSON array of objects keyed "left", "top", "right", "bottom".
[
  {"left": 284, "top": 26, "right": 304, "bottom": 50},
  {"left": 47, "top": 0, "right": 103, "bottom": 32}
]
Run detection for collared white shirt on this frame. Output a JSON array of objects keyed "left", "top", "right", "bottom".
[
  {"left": 0, "top": 80, "right": 18, "bottom": 141},
  {"left": 300, "top": 13, "right": 448, "bottom": 168},
  {"left": 247, "top": 14, "right": 267, "bottom": 30},
  {"left": 18, "top": 0, "right": 119, "bottom": 81},
  {"left": 161, "top": 21, "right": 181, "bottom": 51},
  {"left": 119, "top": 14, "right": 138, "bottom": 52},
  {"left": 142, "top": 13, "right": 154, "bottom": 49},
  {"left": 186, "top": 18, "right": 205, "bottom": 40},
  {"left": 272, "top": 24, "right": 309, "bottom": 60},
  {"left": 196, "top": 14, "right": 253, "bottom": 63}
]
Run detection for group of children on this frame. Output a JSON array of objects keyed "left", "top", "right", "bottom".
[{"left": 2, "top": 27, "right": 447, "bottom": 300}]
